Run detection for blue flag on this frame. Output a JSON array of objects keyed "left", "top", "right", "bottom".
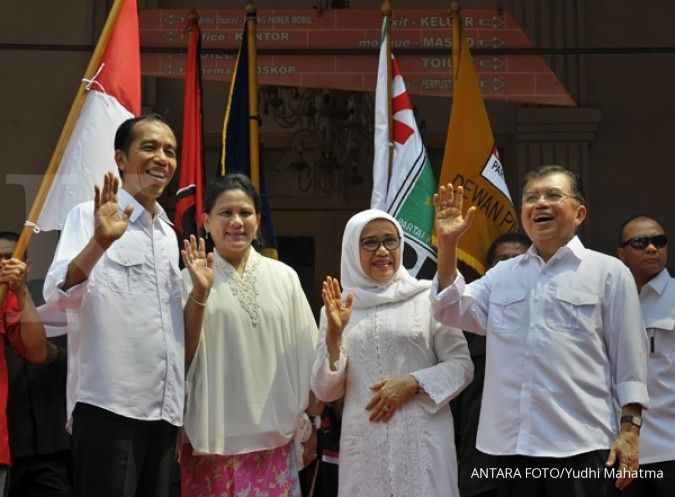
[{"left": 220, "top": 22, "right": 277, "bottom": 258}]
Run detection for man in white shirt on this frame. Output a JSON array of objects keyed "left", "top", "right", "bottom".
[
  {"left": 430, "top": 165, "right": 648, "bottom": 497},
  {"left": 618, "top": 215, "right": 674, "bottom": 497},
  {"left": 44, "top": 115, "right": 184, "bottom": 497}
]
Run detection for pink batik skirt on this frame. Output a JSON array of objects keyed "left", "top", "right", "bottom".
[{"left": 179, "top": 441, "right": 302, "bottom": 497}]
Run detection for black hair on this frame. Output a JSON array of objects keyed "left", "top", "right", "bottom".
[
  {"left": 204, "top": 173, "right": 262, "bottom": 214},
  {"left": 0, "top": 231, "right": 26, "bottom": 258},
  {"left": 114, "top": 113, "right": 170, "bottom": 153},
  {"left": 617, "top": 215, "right": 663, "bottom": 245},
  {"left": 522, "top": 165, "right": 585, "bottom": 204},
  {"left": 0, "top": 231, "right": 19, "bottom": 243},
  {"left": 486, "top": 232, "right": 531, "bottom": 268},
  {"left": 203, "top": 173, "right": 264, "bottom": 249}
]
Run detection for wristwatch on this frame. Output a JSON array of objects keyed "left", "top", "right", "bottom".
[{"left": 620, "top": 415, "right": 642, "bottom": 428}]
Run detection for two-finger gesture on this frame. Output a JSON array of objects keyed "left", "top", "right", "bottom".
[
  {"left": 93, "top": 172, "right": 133, "bottom": 249},
  {"left": 322, "top": 276, "right": 353, "bottom": 338},
  {"left": 433, "top": 183, "right": 476, "bottom": 242},
  {"left": 181, "top": 235, "right": 215, "bottom": 297}
]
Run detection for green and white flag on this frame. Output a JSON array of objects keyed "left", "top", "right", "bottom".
[{"left": 371, "top": 17, "right": 437, "bottom": 279}]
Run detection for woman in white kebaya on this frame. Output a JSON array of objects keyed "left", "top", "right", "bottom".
[{"left": 311, "top": 209, "right": 473, "bottom": 497}]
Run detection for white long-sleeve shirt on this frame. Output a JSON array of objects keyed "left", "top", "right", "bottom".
[
  {"left": 430, "top": 236, "right": 649, "bottom": 457},
  {"left": 44, "top": 189, "right": 184, "bottom": 430},
  {"left": 637, "top": 268, "right": 675, "bottom": 465}
]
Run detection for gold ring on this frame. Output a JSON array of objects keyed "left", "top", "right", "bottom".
[{"left": 382, "top": 406, "right": 390, "bottom": 413}]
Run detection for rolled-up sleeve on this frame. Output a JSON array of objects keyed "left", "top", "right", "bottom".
[
  {"left": 430, "top": 270, "right": 492, "bottom": 336},
  {"left": 604, "top": 265, "right": 650, "bottom": 409},
  {"left": 43, "top": 203, "right": 95, "bottom": 310}
]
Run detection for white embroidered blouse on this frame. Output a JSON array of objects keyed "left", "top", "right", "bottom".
[{"left": 182, "top": 249, "right": 318, "bottom": 456}]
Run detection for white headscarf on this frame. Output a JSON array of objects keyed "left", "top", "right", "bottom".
[{"left": 340, "top": 209, "right": 431, "bottom": 309}]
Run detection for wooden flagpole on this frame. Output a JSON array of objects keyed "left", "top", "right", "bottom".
[
  {"left": 0, "top": 0, "right": 128, "bottom": 306},
  {"left": 245, "top": 0, "right": 261, "bottom": 190}
]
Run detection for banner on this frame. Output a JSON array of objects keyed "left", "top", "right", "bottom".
[
  {"left": 37, "top": 0, "right": 140, "bottom": 231},
  {"left": 371, "top": 17, "right": 437, "bottom": 279},
  {"left": 440, "top": 22, "right": 517, "bottom": 275},
  {"left": 174, "top": 10, "right": 204, "bottom": 241},
  {"left": 220, "top": 22, "right": 277, "bottom": 258}
]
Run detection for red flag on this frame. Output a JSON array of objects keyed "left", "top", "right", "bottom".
[
  {"left": 174, "top": 10, "right": 204, "bottom": 240},
  {"left": 37, "top": 0, "right": 140, "bottom": 231}
]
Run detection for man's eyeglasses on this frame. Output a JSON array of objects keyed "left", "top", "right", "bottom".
[
  {"left": 360, "top": 236, "right": 401, "bottom": 252},
  {"left": 620, "top": 235, "right": 668, "bottom": 250},
  {"left": 522, "top": 190, "right": 580, "bottom": 205}
]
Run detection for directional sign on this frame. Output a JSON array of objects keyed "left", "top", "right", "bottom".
[{"left": 139, "top": 9, "right": 575, "bottom": 106}]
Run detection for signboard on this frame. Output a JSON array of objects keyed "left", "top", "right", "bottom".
[{"left": 140, "top": 9, "right": 574, "bottom": 106}]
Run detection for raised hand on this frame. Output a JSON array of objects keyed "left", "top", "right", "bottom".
[
  {"left": 181, "top": 235, "right": 215, "bottom": 299},
  {"left": 433, "top": 183, "right": 476, "bottom": 242},
  {"left": 93, "top": 172, "right": 134, "bottom": 249},
  {"left": 322, "top": 276, "right": 353, "bottom": 338}
]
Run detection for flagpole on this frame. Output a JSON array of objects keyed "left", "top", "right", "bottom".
[
  {"left": 450, "top": 1, "right": 461, "bottom": 88},
  {"left": 245, "top": 0, "right": 261, "bottom": 190},
  {"left": 0, "top": 0, "right": 128, "bottom": 306},
  {"left": 381, "top": 0, "right": 394, "bottom": 188}
]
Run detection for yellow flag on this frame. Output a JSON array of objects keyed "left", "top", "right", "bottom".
[{"left": 440, "top": 24, "right": 518, "bottom": 275}]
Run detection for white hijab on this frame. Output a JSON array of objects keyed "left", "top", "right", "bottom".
[{"left": 340, "top": 209, "right": 431, "bottom": 309}]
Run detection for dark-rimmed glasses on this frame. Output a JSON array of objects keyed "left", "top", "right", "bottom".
[
  {"left": 522, "top": 189, "right": 580, "bottom": 205},
  {"left": 360, "top": 236, "right": 401, "bottom": 252},
  {"left": 620, "top": 235, "right": 667, "bottom": 250}
]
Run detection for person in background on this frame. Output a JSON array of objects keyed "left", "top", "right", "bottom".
[
  {"left": 44, "top": 114, "right": 184, "bottom": 497},
  {"left": 431, "top": 165, "right": 648, "bottom": 496},
  {"left": 179, "top": 173, "right": 318, "bottom": 497},
  {"left": 452, "top": 232, "right": 531, "bottom": 497},
  {"left": 311, "top": 209, "right": 473, "bottom": 497},
  {"left": 0, "top": 231, "right": 71, "bottom": 497},
  {"left": 617, "top": 215, "right": 674, "bottom": 497},
  {"left": 0, "top": 239, "right": 56, "bottom": 497}
]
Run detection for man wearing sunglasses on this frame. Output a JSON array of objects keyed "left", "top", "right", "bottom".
[{"left": 618, "top": 216, "right": 674, "bottom": 497}]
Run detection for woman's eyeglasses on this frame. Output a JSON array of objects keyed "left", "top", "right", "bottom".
[
  {"left": 620, "top": 235, "right": 668, "bottom": 250},
  {"left": 360, "top": 236, "right": 401, "bottom": 252}
]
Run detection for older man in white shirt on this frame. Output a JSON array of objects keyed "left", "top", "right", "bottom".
[
  {"left": 430, "top": 165, "right": 648, "bottom": 497},
  {"left": 618, "top": 215, "right": 675, "bottom": 497},
  {"left": 44, "top": 115, "right": 184, "bottom": 497}
]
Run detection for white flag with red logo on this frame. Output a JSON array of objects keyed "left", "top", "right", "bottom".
[
  {"left": 371, "top": 17, "right": 437, "bottom": 279},
  {"left": 37, "top": 0, "right": 140, "bottom": 231}
]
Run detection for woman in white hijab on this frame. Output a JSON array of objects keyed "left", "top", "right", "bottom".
[{"left": 311, "top": 209, "right": 473, "bottom": 497}]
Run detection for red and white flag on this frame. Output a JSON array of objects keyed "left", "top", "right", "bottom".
[{"left": 37, "top": 0, "right": 140, "bottom": 231}]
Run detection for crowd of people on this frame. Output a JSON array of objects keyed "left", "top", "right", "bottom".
[{"left": 0, "top": 115, "right": 671, "bottom": 497}]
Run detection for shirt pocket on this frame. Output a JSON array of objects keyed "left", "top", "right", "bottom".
[
  {"left": 105, "top": 247, "right": 145, "bottom": 295},
  {"left": 648, "top": 318, "right": 675, "bottom": 359},
  {"left": 552, "top": 286, "right": 601, "bottom": 335},
  {"left": 488, "top": 287, "right": 528, "bottom": 333}
]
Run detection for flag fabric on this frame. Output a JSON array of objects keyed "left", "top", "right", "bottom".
[
  {"left": 174, "top": 11, "right": 204, "bottom": 241},
  {"left": 439, "top": 22, "right": 517, "bottom": 275},
  {"left": 37, "top": 0, "right": 140, "bottom": 231},
  {"left": 371, "top": 17, "right": 437, "bottom": 280},
  {"left": 220, "top": 23, "right": 277, "bottom": 259}
]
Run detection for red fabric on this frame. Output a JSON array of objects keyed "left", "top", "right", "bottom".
[
  {"left": 96, "top": 0, "right": 141, "bottom": 115},
  {"left": 174, "top": 13, "right": 204, "bottom": 240},
  {"left": 0, "top": 292, "right": 28, "bottom": 465}
]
